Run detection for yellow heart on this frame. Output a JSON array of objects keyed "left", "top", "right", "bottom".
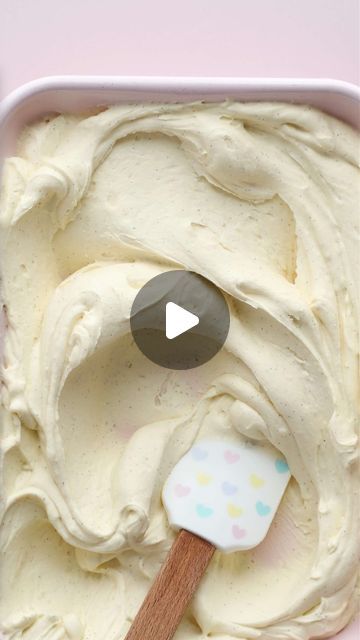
[
  {"left": 227, "top": 503, "right": 243, "bottom": 518},
  {"left": 197, "top": 473, "right": 212, "bottom": 486},
  {"left": 250, "top": 473, "right": 265, "bottom": 489}
]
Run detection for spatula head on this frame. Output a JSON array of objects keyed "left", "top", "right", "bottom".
[{"left": 162, "top": 440, "right": 291, "bottom": 553}]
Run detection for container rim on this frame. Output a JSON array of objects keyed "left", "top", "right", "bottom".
[{"left": 1, "top": 75, "right": 359, "bottom": 127}]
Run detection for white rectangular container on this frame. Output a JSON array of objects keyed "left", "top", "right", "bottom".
[
  {"left": 0, "top": 77, "right": 359, "bottom": 640},
  {"left": 0, "top": 76, "right": 359, "bottom": 162}
]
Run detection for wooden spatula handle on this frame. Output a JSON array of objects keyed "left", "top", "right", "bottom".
[{"left": 125, "top": 529, "right": 215, "bottom": 640}]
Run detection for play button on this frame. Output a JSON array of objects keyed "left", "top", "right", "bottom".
[
  {"left": 166, "top": 302, "right": 199, "bottom": 339},
  {"left": 130, "top": 270, "right": 230, "bottom": 370}
]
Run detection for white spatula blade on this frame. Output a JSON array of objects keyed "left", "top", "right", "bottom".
[{"left": 162, "top": 440, "right": 291, "bottom": 553}]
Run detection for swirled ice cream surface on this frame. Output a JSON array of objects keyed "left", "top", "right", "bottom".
[{"left": 0, "top": 102, "right": 359, "bottom": 639}]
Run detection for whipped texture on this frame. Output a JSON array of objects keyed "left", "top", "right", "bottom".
[{"left": 0, "top": 101, "right": 359, "bottom": 639}]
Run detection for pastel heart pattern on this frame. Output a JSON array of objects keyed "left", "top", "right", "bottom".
[
  {"left": 192, "top": 446, "right": 208, "bottom": 461},
  {"left": 174, "top": 484, "right": 191, "bottom": 498},
  {"left": 227, "top": 503, "right": 243, "bottom": 518},
  {"left": 256, "top": 501, "right": 271, "bottom": 517},
  {"left": 275, "top": 458, "right": 289, "bottom": 474},
  {"left": 196, "top": 504, "right": 214, "bottom": 518},
  {"left": 222, "top": 481, "right": 238, "bottom": 496},
  {"left": 232, "top": 525, "right": 247, "bottom": 540},
  {"left": 250, "top": 473, "right": 265, "bottom": 489},
  {"left": 197, "top": 472, "right": 212, "bottom": 486},
  {"left": 224, "top": 450, "right": 240, "bottom": 464}
]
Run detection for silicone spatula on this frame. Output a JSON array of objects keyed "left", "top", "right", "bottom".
[{"left": 125, "top": 439, "right": 291, "bottom": 640}]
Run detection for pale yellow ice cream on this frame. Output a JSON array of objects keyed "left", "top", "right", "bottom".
[{"left": 0, "top": 102, "right": 359, "bottom": 639}]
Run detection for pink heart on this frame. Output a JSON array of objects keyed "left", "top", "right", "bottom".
[
  {"left": 232, "top": 525, "right": 247, "bottom": 540},
  {"left": 174, "top": 484, "right": 191, "bottom": 498},
  {"left": 224, "top": 450, "right": 240, "bottom": 464}
]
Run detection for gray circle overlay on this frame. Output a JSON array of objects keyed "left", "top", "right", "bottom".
[{"left": 130, "top": 270, "right": 230, "bottom": 370}]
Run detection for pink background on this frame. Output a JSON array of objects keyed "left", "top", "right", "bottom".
[
  {"left": 0, "top": 0, "right": 359, "bottom": 96},
  {"left": 0, "top": 1, "right": 359, "bottom": 638}
]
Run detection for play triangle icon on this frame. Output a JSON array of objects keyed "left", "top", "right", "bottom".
[{"left": 165, "top": 302, "right": 199, "bottom": 340}]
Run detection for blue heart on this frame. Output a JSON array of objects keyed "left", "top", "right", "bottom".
[
  {"left": 275, "top": 458, "right": 289, "bottom": 474},
  {"left": 256, "top": 501, "right": 271, "bottom": 517},
  {"left": 196, "top": 504, "right": 214, "bottom": 518},
  {"left": 222, "top": 481, "right": 238, "bottom": 496},
  {"left": 192, "top": 447, "right": 208, "bottom": 461}
]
